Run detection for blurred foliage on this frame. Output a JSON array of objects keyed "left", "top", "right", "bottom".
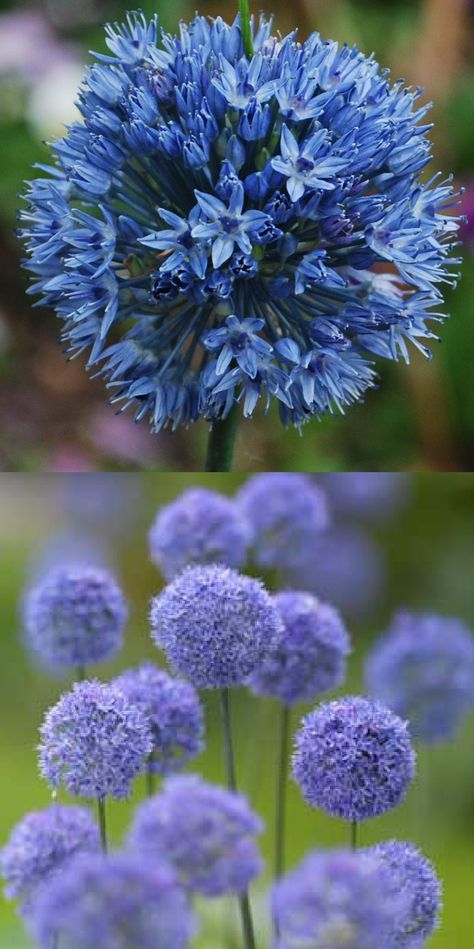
[
  {"left": 0, "top": 472, "right": 473, "bottom": 945},
  {"left": 0, "top": 0, "right": 473, "bottom": 471}
]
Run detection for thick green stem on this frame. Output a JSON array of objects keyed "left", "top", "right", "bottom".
[
  {"left": 350, "top": 820, "right": 358, "bottom": 851},
  {"left": 275, "top": 704, "right": 290, "bottom": 879},
  {"left": 146, "top": 759, "right": 157, "bottom": 797},
  {"left": 239, "top": 0, "right": 254, "bottom": 57},
  {"left": 205, "top": 404, "right": 239, "bottom": 472},
  {"left": 219, "top": 689, "right": 256, "bottom": 949},
  {"left": 97, "top": 798, "right": 108, "bottom": 853}
]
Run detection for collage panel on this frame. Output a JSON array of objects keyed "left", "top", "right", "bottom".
[{"left": 0, "top": 472, "right": 473, "bottom": 948}]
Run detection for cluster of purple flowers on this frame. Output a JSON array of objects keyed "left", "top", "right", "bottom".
[
  {"left": 3, "top": 474, "right": 461, "bottom": 947},
  {"left": 20, "top": 12, "right": 460, "bottom": 431}
]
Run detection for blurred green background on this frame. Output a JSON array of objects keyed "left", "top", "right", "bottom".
[
  {"left": 0, "top": 472, "right": 473, "bottom": 946},
  {"left": 0, "top": 0, "right": 473, "bottom": 472}
]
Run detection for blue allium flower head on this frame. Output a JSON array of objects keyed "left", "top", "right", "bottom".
[
  {"left": 292, "top": 525, "right": 385, "bottom": 620},
  {"left": 272, "top": 848, "right": 408, "bottom": 949},
  {"left": 31, "top": 851, "right": 196, "bottom": 949},
  {"left": 236, "top": 474, "right": 329, "bottom": 573},
  {"left": 369, "top": 840, "right": 442, "bottom": 947},
  {"left": 365, "top": 611, "right": 474, "bottom": 743},
  {"left": 38, "top": 680, "right": 153, "bottom": 799},
  {"left": 0, "top": 805, "right": 100, "bottom": 915},
  {"left": 148, "top": 487, "right": 251, "bottom": 579},
  {"left": 249, "top": 590, "right": 351, "bottom": 705},
  {"left": 23, "top": 565, "right": 128, "bottom": 670},
  {"left": 19, "top": 13, "right": 461, "bottom": 432},
  {"left": 128, "top": 774, "right": 263, "bottom": 896},
  {"left": 320, "top": 473, "right": 411, "bottom": 521},
  {"left": 150, "top": 563, "right": 282, "bottom": 687},
  {"left": 112, "top": 663, "right": 204, "bottom": 774},
  {"left": 292, "top": 696, "right": 416, "bottom": 821}
]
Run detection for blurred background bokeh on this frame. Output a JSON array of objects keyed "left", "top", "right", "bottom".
[
  {"left": 0, "top": 0, "right": 473, "bottom": 472},
  {"left": 0, "top": 472, "right": 473, "bottom": 946}
]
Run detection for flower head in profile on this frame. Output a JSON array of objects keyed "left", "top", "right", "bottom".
[
  {"left": 38, "top": 680, "right": 153, "bottom": 799},
  {"left": 20, "top": 12, "right": 460, "bottom": 432},
  {"left": 272, "top": 848, "right": 408, "bottom": 949},
  {"left": 150, "top": 563, "right": 281, "bottom": 688},
  {"left": 365, "top": 611, "right": 474, "bottom": 743},
  {"left": 292, "top": 696, "right": 416, "bottom": 821},
  {"left": 23, "top": 565, "right": 127, "bottom": 671},
  {"left": 0, "top": 805, "right": 99, "bottom": 915},
  {"left": 368, "top": 840, "right": 442, "bottom": 946},
  {"left": 112, "top": 663, "right": 204, "bottom": 774},
  {"left": 30, "top": 852, "right": 196, "bottom": 949},
  {"left": 148, "top": 487, "right": 251, "bottom": 579},
  {"left": 128, "top": 774, "right": 263, "bottom": 896},
  {"left": 249, "top": 590, "right": 351, "bottom": 705}
]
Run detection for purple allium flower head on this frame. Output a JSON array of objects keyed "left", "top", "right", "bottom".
[
  {"left": 20, "top": 14, "right": 460, "bottom": 432},
  {"left": 0, "top": 805, "right": 99, "bottom": 914},
  {"left": 369, "top": 840, "right": 442, "bottom": 947},
  {"left": 292, "top": 696, "right": 416, "bottom": 821},
  {"left": 148, "top": 487, "right": 251, "bottom": 579},
  {"left": 24, "top": 565, "right": 127, "bottom": 670},
  {"left": 150, "top": 564, "right": 282, "bottom": 688},
  {"left": 320, "top": 473, "right": 411, "bottom": 521},
  {"left": 38, "top": 680, "right": 153, "bottom": 799},
  {"left": 236, "top": 474, "right": 329, "bottom": 573},
  {"left": 365, "top": 611, "right": 474, "bottom": 743},
  {"left": 290, "top": 526, "right": 385, "bottom": 620},
  {"left": 272, "top": 848, "right": 407, "bottom": 949},
  {"left": 248, "top": 590, "right": 351, "bottom": 705},
  {"left": 128, "top": 774, "right": 263, "bottom": 896},
  {"left": 31, "top": 851, "right": 196, "bottom": 949},
  {"left": 112, "top": 663, "right": 204, "bottom": 775}
]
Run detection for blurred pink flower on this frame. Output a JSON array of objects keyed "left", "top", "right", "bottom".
[
  {"left": 86, "top": 408, "right": 159, "bottom": 466},
  {"left": 48, "top": 446, "right": 96, "bottom": 472},
  {"left": 0, "top": 10, "right": 74, "bottom": 82}
]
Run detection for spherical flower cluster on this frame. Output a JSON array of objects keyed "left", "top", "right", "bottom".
[
  {"left": 148, "top": 487, "right": 250, "bottom": 579},
  {"left": 38, "top": 680, "right": 153, "bottom": 799},
  {"left": 292, "top": 696, "right": 416, "bottom": 821},
  {"left": 236, "top": 473, "right": 329, "bottom": 573},
  {"left": 293, "top": 525, "right": 385, "bottom": 619},
  {"left": 365, "top": 611, "right": 474, "bottom": 743},
  {"left": 128, "top": 775, "right": 263, "bottom": 896},
  {"left": 272, "top": 848, "right": 407, "bottom": 949},
  {"left": 0, "top": 805, "right": 100, "bottom": 914},
  {"left": 20, "top": 12, "right": 460, "bottom": 432},
  {"left": 112, "top": 663, "right": 204, "bottom": 774},
  {"left": 369, "top": 840, "right": 442, "bottom": 947},
  {"left": 249, "top": 590, "right": 351, "bottom": 705},
  {"left": 31, "top": 852, "right": 196, "bottom": 949},
  {"left": 23, "top": 565, "right": 128, "bottom": 670},
  {"left": 150, "top": 563, "right": 282, "bottom": 687},
  {"left": 320, "top": 473, "right": 411, "bottom": 520}
]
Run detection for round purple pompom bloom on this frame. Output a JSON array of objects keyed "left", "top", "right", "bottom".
[
  {"left": 272, "top": 848, "right": 407, "bottom": 949},
  {"left": 150, "top": 564, "right": 282, "bottom": 688},
  {"left": 39, "top": 680, "right": 153, "bottom": 799},
  {"left": 288, "top": 526, "right": 385, "bottom": 620},
  {"left": 369, "top": 840, "right": 442, "bottom": 946},
  {"left": 149, "top": 488, "right": 251, "bottom": 579},
  {"left": 31, "top": 851, "right": 196, "bottom": 949},
  {"left": 365, "top": 611, "right": 474, "bottom": 743},
  {"left": 129, "top": 774, "right": 263, "bottom": 897},
  {"left": 0, "top": 805, "right": 100, "bottom": 914},
  {"left": 292, "top": 696, "right": 416, "bottom": 821},
  {"left": 320, "top": 473, "right": 411, "bottom": 521},
  {"left": 23, "top": 565, "right": 128, "bottom": 670},
  {"left": 249, "top": 591, "right": 351, "bottom": 705},
  {"left": 112, "top": 663, "right": 204, "bottom": 775},
  {"left": 236, "top": 474, "right": 329, "bottom": 574}
]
